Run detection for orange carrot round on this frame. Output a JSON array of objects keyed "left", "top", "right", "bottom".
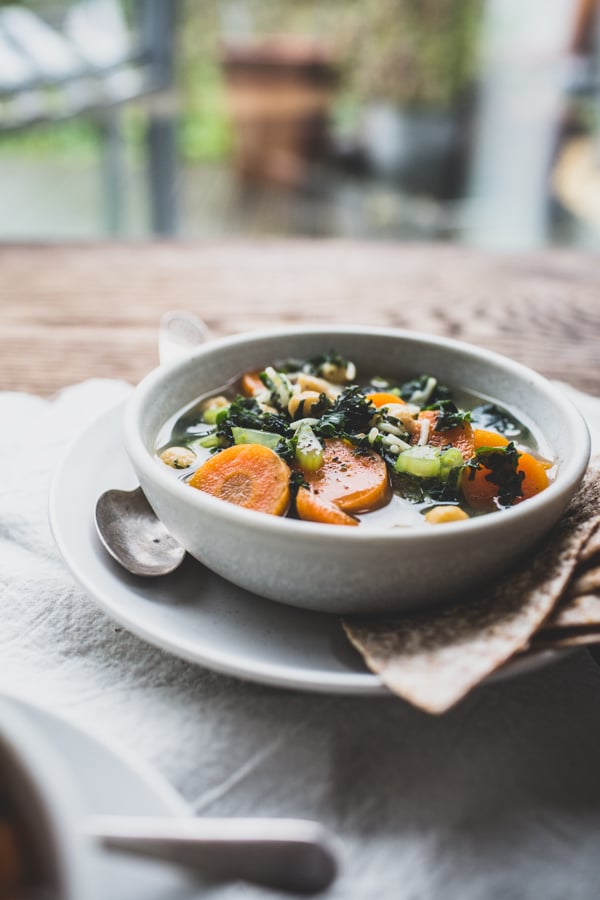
[
  {"left": 473, "top": 428, "right": 509, "bottom": 449},
  {"left": 460, "top": 443, "right": 550, "bottom": 510},
  {"left": 295, "top": 489, "right": 359, "bottom": 526},
  {"left": 516, "top": 451, "right": 550, "bottom": 500},
  {"left": 366, "top": 392, "right": 405, "bottom": 409},
  {"left": 415, "top": 410, "right": 475, "bottom": 461},
  {"left": 460, "top": 463, "right": 503, "bottom": 510},
  {"left": 240, "top": 371, "right": 265, "bottom": 397},
  {"left": 189, "top": 444, "right": 290, "bottom": 516},
  {"left": 295, "top": 438, "right": 390, "bottom": 525}
]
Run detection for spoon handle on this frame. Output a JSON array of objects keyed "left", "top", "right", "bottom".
[
  {"left": 158, "top": 311, "right": 210, "bottom": 366},
  {"left": 86, "top": 815, "right": 338, "bottom": 894}
]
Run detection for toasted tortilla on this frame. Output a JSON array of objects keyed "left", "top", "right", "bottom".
[
  {"left": 344, "top": 467, "right": 600, "bottom": 714},
  {"left": 566, "top": 563, "right": 600, "bottom": 598},
  {"left": 542, "top": 524, "right": 600, "bottom": 628},
  {"left": 580, "top": 527, "right": 600, "bottom": 563},
  {"left": 545, "top": 590, "right": 600, "bottom": 629},
  {"left": 531, "top": 623, "right": 600, "bottom": 649}
]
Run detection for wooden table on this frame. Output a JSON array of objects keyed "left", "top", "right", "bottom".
[{"left": 1, "top": 241, "right": 599, "bottom": 397}]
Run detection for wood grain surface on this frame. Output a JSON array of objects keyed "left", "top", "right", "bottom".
[{"left": 1, "top": 240, "right": 598, "bottom": 397}]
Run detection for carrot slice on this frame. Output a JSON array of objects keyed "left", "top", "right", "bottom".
[
  {"left": 366, "top": 392, "right": 405, "bottom": 408},
  {"left": 517, "top": 452, "right": 550, "bottom": 500},
  {"left": 189, "top": 444, "right": 290, "bottom": 516},
  {"left": 295, "top": 438, "right": 391, "bottom": 525},
  {"left": 295, "top": 489, "right": 359, "bottom": 526},
  {"left": 240, "top": 371, "right": 265, "bottom": 397},
  {"left": 473, "top": 428, "right": 509, "bottom": 449},
  {"left": 415, "top": 410, "right": 475, "bottom": 461},
  {"left": 461, "top": 443, "right": 550, "bottom": 510},
  {"left": 460, "top": 463, "right": 503, "bottom": 510}
]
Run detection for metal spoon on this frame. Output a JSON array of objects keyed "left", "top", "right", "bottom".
[
  {"left": 87, "top": 815, "right": 338, "bottom": 894},
  {"left": 95, "top": 311, "right": 208, "bottom": 577},
  {"left": 95, "top": 487, "right": 185, "bottom": 577}
]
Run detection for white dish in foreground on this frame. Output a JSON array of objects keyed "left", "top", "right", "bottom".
[
  {"left": 49, "top": 403, "right": 566, "bottom": 696},
  {"left": 0, "top": 690, "right": 197, "bottom": 900}
]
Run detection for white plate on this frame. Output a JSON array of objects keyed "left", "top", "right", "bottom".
[
  {"left": 1, "top": 690, "right": 200, "bottom": 900},
  {"left": 49, "top": 403, "right": 564, "bottom": 696}
]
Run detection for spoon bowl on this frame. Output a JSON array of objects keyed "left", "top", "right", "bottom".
[{"left": 95, "top": 486, "right": 185, "bottom": 577}]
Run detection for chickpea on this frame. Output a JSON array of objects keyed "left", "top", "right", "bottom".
[
  {"left": 319, "top": 360, "right": 356, "bottom": 384},
  {"left": 159, "top": 446, "right": 196, "bottom": 469},
  {"left": 288, "top": 390, "right": 324, "bottom": 420},
  {"left": 201, "top": 395, "right": 230, "bottom": 424},
  {"left": 424, "top": 506, "right": 470, "bottom": 525},
  {"left": 296, "top": 373, "right": 340, "bottom": 400},
  {"left": 258, "top": 402, "right": 278, "bottom": 415}
]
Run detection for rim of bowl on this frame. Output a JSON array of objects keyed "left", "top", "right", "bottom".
[{"left": 124, "top": 325, "right": 591, "bottom": 543}]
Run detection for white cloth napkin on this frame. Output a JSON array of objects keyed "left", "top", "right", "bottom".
[{"left": 2, "top": 379, "right": 600, "bottom": 900}]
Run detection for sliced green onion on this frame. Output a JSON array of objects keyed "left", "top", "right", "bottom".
[
  {"left": 440, "top": 447, "right": 464, "bottom": 475},
  {"left": 231, "top": 426, "right": 281, "bottom": 449},
  {"left": 395, "top": 445, "right": 441, "bottom": 478},
  {"left": 203, "top": 403, "right": 230, "bottom": 425},
  {"left": 196, "top": 432, "right": 222, "bottom": 449},
  {"left": 262, "top": 366, "right": 293, "bottom": 409},
  {"left": 294, "top": 422, "right": 324, "bottom": 472}
]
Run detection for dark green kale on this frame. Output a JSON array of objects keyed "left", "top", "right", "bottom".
[
  {"left": 391, "top": 470, "right": 461, "bottom": 504},
  {"left": 215, "top": 396, "right": 290, "bottom": 441},
  {"left": 291, "top": 392, "right": 331, "bottom": 421},
  {"left": 215, "top": 396, "right": 297, "bottom": 462},
  {"left": 466, "top": 442, "right": 524, "bottom": 507},
  {"left": 470, "top": 403, "right": 530, "bottom": 441},
  {"left": 301, "top": 350, "right": 350, "bottom": 376},
  {"left": 424, "top": 399, "right": 471, "bottom": 431},
  {"left": 278, "top": 357, "right": 308, "bottom": 374},
  {"left": 399, "top": 374, "right": 453, "bottom": 405},
  {"left": 288, "top": 469, "right": 308, "bottom": 497},
  {"left": 313, "top": 386, "right": 376, "bottom": 439}
]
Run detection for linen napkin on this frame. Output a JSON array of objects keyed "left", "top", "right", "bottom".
[{"left": 3, "top": 379, "right": 600, "bottom": 900}]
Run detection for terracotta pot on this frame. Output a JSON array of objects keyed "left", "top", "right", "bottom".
[{"left": 221, "top": 37, "right": 337, "bottom": 186}]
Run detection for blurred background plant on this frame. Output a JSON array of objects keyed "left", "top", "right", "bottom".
[
  {"left": 0, "top": 0, "right": 597, "bottom": 247},
  {"left": 344, "top": 0, "right": 482, "bottom": 110}
]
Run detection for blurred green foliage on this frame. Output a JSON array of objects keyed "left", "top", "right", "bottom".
[
  {"left": 0, "top": 0, "right": 482, "bottom": 162},
  {"left": 345, "top": 0, "right": 483, "bottom": 108},
  {"left": 177, "top": 1, "right": 232, "bottom": 162}
]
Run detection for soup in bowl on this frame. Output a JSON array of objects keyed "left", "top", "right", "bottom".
[{"left": 124, "top": 327, "right": 590, "bottom": 614}]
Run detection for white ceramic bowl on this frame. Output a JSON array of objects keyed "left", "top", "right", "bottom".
[
  {"left": 124, "top": 326, "right": 590, "bottom": 615},
  {"left": 0, "top": 697, "right": 95, "bottom": 900}
]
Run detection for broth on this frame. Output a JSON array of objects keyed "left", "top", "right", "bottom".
[{"left": 156, "top": 353, "right": 554, "bottom": 528}]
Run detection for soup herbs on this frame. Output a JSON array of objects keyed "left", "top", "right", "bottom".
[{"left": 157, "top": 351, "right": 552, "bottom": 526}]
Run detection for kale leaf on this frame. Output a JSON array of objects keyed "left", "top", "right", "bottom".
[
  {"left": 424, "top": 399, "right": 471, "bottom": 431},
  {"left": 466, "top": 442, "right": 524, "bottom": 507},
  {"left": 288, "top": 469, "right": 309, "bottom": 497},
  {"left": 313, "top": 386, "right": 376, "bottom": 439},
  {"left": 392, "top": 470, "right": 461, "bottom": 504},
  {"left": 215, "top": 396, "right": 290, "bottom": 442},
  {"left": 301, "top": 350, "right": 350, "bottom": 376}
]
